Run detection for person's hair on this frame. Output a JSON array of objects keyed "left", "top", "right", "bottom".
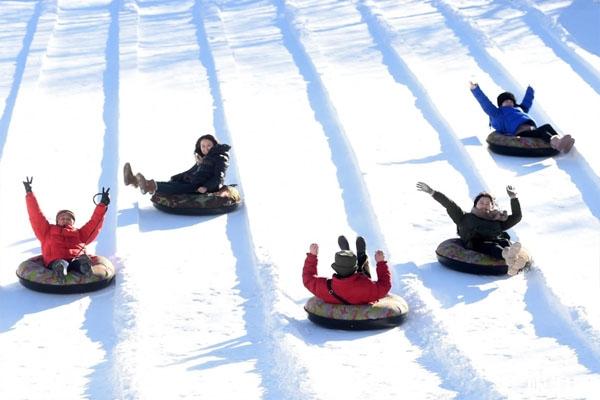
[
  {"left": 195, "top": 134, "right": 219, "bottom": 156},
  {"left": 473, "top": 192, "right": 494, "bottom": 207}
]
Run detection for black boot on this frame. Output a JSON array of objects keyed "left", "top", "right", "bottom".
[
  {"left": 356, "top": 236, "right": 366, "bottom": 259},
  {"left": 68, "top": 255, "right": 93, "bottom": 276},
  {"left": 49, "top": 259, "right": 68, "bottom": 283},
  {"left": 355, "top": 236, "right": 369, "bottom": 276},
  {"left": 337, "top": 235, "right": 350, "bottom": 251}
]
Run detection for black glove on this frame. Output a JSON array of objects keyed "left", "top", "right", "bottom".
[
  {"left": 23, "top": 176, "right": 33, "bottom": 193},
  {"left": 100, "top": 187, "right": 110, "bottom": 205}
]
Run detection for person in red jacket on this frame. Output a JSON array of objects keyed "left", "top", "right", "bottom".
[
  {"left": 302, "top": 237, "right": 391, "bottom": 305},
  {"left": 23, "top": 177, "right": 110, "bottom": 281}
]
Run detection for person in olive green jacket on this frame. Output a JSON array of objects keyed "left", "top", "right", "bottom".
[{"left": 417, "top": 182, "right": 525, "bottom": 271}]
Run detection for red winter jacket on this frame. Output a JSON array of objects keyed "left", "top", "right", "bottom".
[
  {"left": 26, "top": 192, "right": 108, "bottom": 266},
  {"left": 302, "top": 253, "right": 392, "bottom": 305}
]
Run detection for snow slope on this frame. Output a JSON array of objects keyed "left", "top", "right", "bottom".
[{"left": 0, "top": 0, "right": 599, "bottom": 399}]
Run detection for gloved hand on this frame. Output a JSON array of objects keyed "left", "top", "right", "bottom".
[
  {"left": 100, "top": 187, "right": 110, "bottom": 205},
  {"left": 23, "top": 176, "right": 33, "bottom": 193},
  {"left": 416, "top": 181, "right": 434, "bottom": 195},
  {"left": 506, "top": 185, "right": 517, "bottom": 199}
]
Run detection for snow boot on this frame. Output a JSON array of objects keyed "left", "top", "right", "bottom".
[
  {"left": 550, "top": 135, "right": 575, "bottom": 154},
  {"left": 123, "top": 162, "right": 138, "bottom": 188},
  {"left": 355, "top": 236, "right": 370, "bottom": 277},
  {"left": 559, "top": 135, "right": 575, "bottom": 153},
  {"left": 338, "top": 235, "right": 350, "bottom": 251},
  {"left": 137, "top": 173, "right": 157, "bottom": 195},
  {"left": 49, "top": 259, "right": 68, "bottom": 283},
  {"left": 75, "top": 255, "right": 93, "bottom": 277}
]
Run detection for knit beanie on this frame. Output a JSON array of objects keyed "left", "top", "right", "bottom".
[
  {"left": 56, "top": 210, "right": 75, "bottom": 223},
  {"left": 331, "top": 250, "right": 358, "bottom": 277}
]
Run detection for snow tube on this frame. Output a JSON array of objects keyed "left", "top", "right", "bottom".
[
  {"left": 435, "top": 238, "right": 508, "bottom": 275},
  {"left": 304, "top": 294, "right": 409, "bottom": 330},
  {"left": 151, "top": 185, "right": 242, "bottom": 215},
  {"left": 486, "top": 132, "right": 558, "bottom": 157},
  {"left": 16, "top": 255, "right": 116, "bottom": 294}
]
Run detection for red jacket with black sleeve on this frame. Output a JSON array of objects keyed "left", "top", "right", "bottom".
[
  {"left": 302, "top": 253, "right": 391, "bottom": 305},
  {"left": 26, "top": 192, "right": 108, "bottom": 266}
]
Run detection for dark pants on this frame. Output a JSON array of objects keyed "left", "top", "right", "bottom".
[
  {"left": 156, "top": 181, "right": 199, "bottom": 195},
  {"left": 518, "top": 123, "right": 558, "bottom": 143},
  {"left": 358, "top": 255, "right": 371, "bottom": 278},
  {"left": 48, "top": 255, "right": 92, "bottom": 274},
  {"left": 470, "top": 238, "right": 511, "bottom": 259}
]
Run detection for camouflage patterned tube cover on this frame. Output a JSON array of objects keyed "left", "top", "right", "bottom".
[{"left": 151, "top": 185, "right": 242, "bottom": 215}]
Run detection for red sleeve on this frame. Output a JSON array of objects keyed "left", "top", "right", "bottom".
[
  {"left": 367, "top": 261, "right": 392, "bottom": 302},
  {"left": 78, "top": 204, "right": 107, "bottom": 244},
  {"left": 302, "top": 253, "right": 327, "bottom": 297},
  {"left": 25, "top": 192, "right": 50, "bottom": 241}
]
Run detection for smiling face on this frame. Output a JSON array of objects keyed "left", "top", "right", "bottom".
[
  {"left": 56, "top": 212, "right": 75, "bottom": 227},
  {"left": 475, "top": 196, "right": 493, "bottom": 212},
  {"left": 199, "top": 138, "right": 215, "bottom": 156}
]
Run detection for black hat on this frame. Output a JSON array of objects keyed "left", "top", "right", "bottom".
[
  {"left": 331, "top": 250, "right": 358, "bottom": 277},
  {"left": 497, "top": 92, "right": 516, "bottom": 107}
]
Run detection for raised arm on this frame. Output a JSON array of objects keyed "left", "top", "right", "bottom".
[
  {"left": 470, "top": 82, "right": 499, "bottom": 117},
  {"left": 417, "top": 182, "right": 465, "bottom": 225},
  {"left": 364, "top": 250, "right": 391, "bottom": 302},
  {"left": 519, "top": 86, "right": 535, "bottom": 113},
  {"left": 78, "top": 202, "right": 108, "bottom": 245},
  {"left": 25, "top": 190, "right": 51, "bottom": 241},
  {"left": 502, "top": 185, "right": 522, "bottom": 230}
]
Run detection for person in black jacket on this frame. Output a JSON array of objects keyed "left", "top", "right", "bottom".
[
  {"left": 123, "top": 134, "right": 230, "bottom": 195},
  {"left": 417, "top": 182, "right": 525, "bottom": 269}
]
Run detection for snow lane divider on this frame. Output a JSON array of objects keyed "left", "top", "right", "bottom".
[
  {"left": 193, "top": 3, "right": 307, "bottom": 399},
  {"left": 275, "top": 0, "right": 501, "bottom": 395},
  {"left": 0, "top": 0, "right": 44, "bottom": 159},
  {"left": 357, "top": 0, "right": 488, "bottom": 199}
]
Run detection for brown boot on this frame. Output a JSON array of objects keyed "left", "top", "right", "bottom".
[
  {"left": 136, "top": 173, "right": 157, "bottom": 195},
  {"left": 123, "top": 163, "right": 138, "bottom": 188},
  {"left": 559, "top": 135, "right": 575, "bottom": 153}
]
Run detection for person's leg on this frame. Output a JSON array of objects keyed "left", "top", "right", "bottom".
[
  {"left": 67, "top": 255, "right": 92, "bottom": 275},
  {"left": 355, "top": 236, "right": 371, "bottom": 278},
  {"left": 155, "top": 181, "right": 198, "bottom": 195},
  {"left": 518, "top": 126, "right": 555, "bottom": 143},
  {"left": 338, "top": 235, "right": 350, "bottom": 251},
  {"left": 48, "top": 259, "right": 69, "bottom": 282},
  {"left": 471, "top": 240, "right": 504, "bottom": 259}
]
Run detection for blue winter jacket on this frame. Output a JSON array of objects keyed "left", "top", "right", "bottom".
[{"left": 471, "top": 85, "right": 536, "bottom": 136}]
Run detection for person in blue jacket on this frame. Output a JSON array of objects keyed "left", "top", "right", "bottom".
[{"left": 470, "top": 82, "right": 574, "bottom": 153}]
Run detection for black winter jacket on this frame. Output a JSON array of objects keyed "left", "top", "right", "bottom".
[
  {"left": 170, "top": 144, "right": 230, "bottom": 192},
  {"left": 432, "top": 191, "right": 521, "bottom": 249}
]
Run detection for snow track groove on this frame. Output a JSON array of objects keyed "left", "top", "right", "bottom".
[
  {"left": 275, "top": 0, "right": 502, "bottom": 397},
  {"left": 417, "top": 0, "right": 600, "bottom": 363},
  {"left": 432, "top": 0, "right": 600, "bottom": 219},
  {"left": 194, "top": 2, "right": 308, "bottom": 398},
  {"left": 506, "top": 0, "right": 600, "bottom": 95},
  {"left": 0, "top": 0, "right": 44, "bottom": 159},
  {"left": 362, "top": 0, "right": 600, "bottom": 388}
]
